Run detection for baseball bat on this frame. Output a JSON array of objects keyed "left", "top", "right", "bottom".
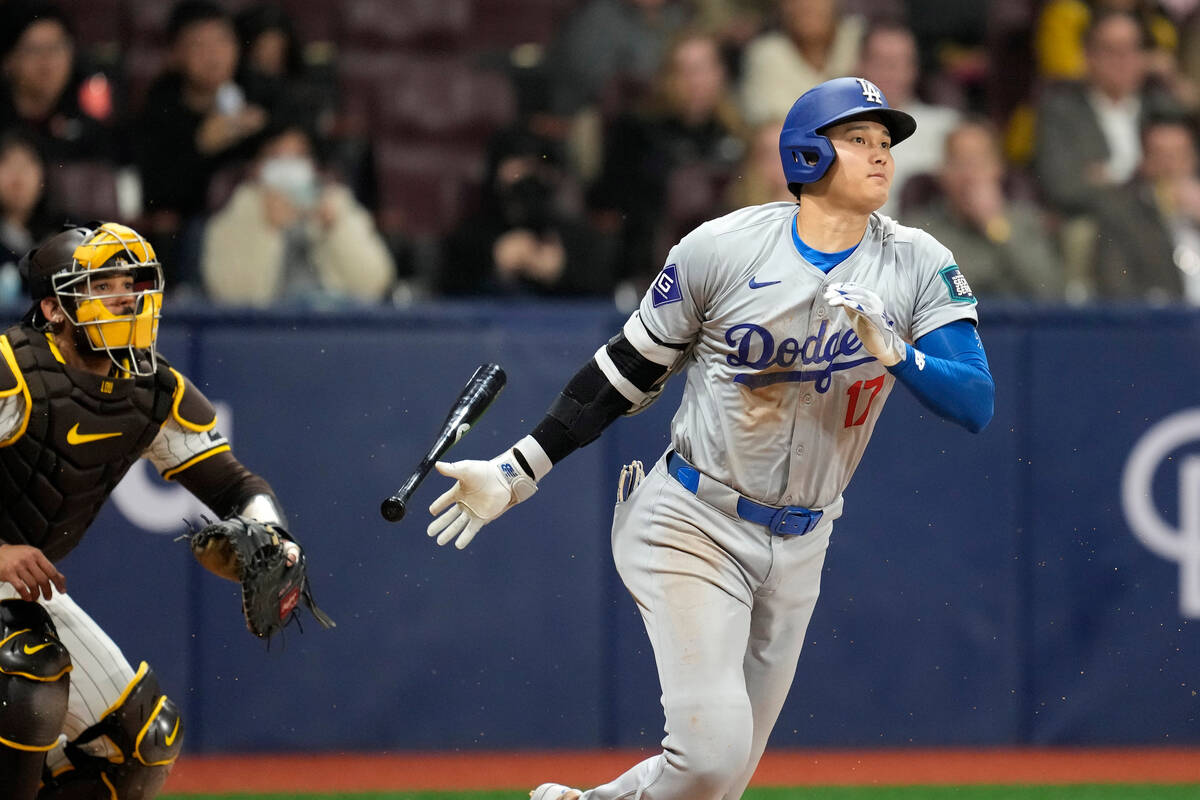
[{"left": 380, "top": 363, "right": 507, "bottom": 522}]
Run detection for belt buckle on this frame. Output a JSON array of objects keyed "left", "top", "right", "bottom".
[{"left": 768, "top": 506, "right": 820, "bottom": 536}]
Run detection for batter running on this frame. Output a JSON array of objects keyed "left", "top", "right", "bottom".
[{"left": 427, "top": 76, "right": 995, "bottom": 800}]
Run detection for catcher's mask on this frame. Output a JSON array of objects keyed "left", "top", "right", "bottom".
[{"left": 20, "top": 223, "right": 164, "bottom": 377}]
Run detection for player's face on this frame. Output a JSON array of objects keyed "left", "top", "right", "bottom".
[
  {"left": 819, "top": 119, "right": 893, "bottom": 214},
  {"left": 87, "top": 271, "right": 137, "bottom": 316}
]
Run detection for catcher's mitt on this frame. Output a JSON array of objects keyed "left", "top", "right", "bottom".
[{"left": 185, "top": 516, "right": 335, "bottom": 640}]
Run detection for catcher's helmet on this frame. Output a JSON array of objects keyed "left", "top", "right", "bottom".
[
  {"left": 779, "top": 76, "right": 916, "bottom": 186},
  {"left": 19, "top": 222, "right": 164, "bottom": 376}
]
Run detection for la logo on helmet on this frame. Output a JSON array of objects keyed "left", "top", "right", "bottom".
[{"left": 855, "top": 78, "right": 884, "bottom": 105}]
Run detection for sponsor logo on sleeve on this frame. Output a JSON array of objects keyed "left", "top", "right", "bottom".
[
  {"left": 939, "top": 265, "right": 976, "bottom": 304},
  {"left": 651, "top": 264, "right": 683, "bottom": 307}
]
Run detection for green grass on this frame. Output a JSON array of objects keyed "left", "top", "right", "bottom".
[{"left": 161, "top": 786, "right": 1200, "bottom": 800}]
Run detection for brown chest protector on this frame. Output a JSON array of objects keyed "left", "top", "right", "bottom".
[{"left": 0, "top": 325, "right": 175, "bottom": 561}]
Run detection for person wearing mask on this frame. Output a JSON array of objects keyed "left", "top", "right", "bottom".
[{"left": 202, "top": 123, "right": 394, "bottom": 307}]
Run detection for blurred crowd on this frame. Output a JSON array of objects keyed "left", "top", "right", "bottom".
[{"left": 1, "top": 0, "right": 1199, "bottom": 310}]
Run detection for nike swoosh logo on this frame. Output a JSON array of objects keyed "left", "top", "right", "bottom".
[
  {"left": 748, "top": 277, "right": 781, "bottom": 289},
  {"left": 23, "top": 642, "right": 52, "bottom": 655},
  {"left": 67, "top": 423, "right": 123, "bottom": 445},
  {"left": 165, "top": 718, "right": 181, "bottom": 747}
]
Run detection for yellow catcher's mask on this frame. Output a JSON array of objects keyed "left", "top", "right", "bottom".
[{"left": 52, "top": 223, "right": 165, "bottom": 376}]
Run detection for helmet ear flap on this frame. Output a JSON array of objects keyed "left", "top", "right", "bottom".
[{"left": 779, "top": 136, "right": 836, "bottom": 185}]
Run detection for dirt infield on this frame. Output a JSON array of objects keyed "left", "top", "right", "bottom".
[{"left": 162, "top": 748, "right": 1200, "bottom": 793}]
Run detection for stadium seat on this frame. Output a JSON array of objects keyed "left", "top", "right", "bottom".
[
  {"left": 45, "top": 161, "right": 123, "bottom": 223},
  {"left": 55, "top": 0, "right": 122, "bottom": 51},
  {"left": 339, "top": 0, "right": 471, "bottom": 50},
  {"left": 468, "top": 0, "right": 577, "bottom": 50},
  {"left": 374, "top": 56, "right": 516, "bottom": 143},
  {"left": 119, "top": 44, "right": 167, "bottom": 114},
  {"left": 337, "top": 51, "right": 516, "bottom": 144},
  {"left": 278, "top": 0, "right": 337, "bottom": 44},
  {"left": 374, "top": 139, "right": 484, "bottom": 238}
]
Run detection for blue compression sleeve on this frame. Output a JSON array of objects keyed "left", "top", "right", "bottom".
[{"left": 887, "top": 320, "right": 994, "bottom": 433}]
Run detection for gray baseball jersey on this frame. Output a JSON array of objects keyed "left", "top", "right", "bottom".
[{"left": 628, "top": 201, "right": 977, "bottom": 510}]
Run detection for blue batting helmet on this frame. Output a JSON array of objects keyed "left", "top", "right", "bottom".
[{"left": 779, "top": 76, "right": 916, "bottom": 186}]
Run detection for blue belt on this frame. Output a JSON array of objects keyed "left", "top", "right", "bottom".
[{"left": 666, "top": 451, "right": 823, "bottom": 536}]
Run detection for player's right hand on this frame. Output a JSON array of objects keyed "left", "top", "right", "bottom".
[
  {"left": 427, "top": 450, "right": 538, "bottom": 550},
  {"left": 0, "top": 543, "right": 66, "bottom": 601}
]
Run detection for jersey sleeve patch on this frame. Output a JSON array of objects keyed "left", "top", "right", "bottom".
[
  {"left": 939, "top": 265, "right": 977, "bottom": 304},
  {"left": 651, "top": 264, "right": 683, "bottom": 307},
  {"left": 168, "top": 368, "right": 218, "bottom": 432}
]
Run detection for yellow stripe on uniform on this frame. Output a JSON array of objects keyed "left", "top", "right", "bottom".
[
  {"left": 134, "top": 696, "right": 179, "bottom": 766},
  {"left": 168, "top": 367, "right": 217, "bottom": 432},
  {"left": 0, "top": 733, "right": 62, "bottom": 752},
  {"left": 0, "top": 335, "right": 32, "bottom": 447},
  {"left": 162, "top": 444, "right": 230, "bottom": 481},
  {"left": 99, "top": 661, "right": 149, "bottom": 719}
]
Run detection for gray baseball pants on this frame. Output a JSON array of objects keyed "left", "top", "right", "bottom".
[{"left": 583, "top": 456, "right": 837, "bottom": 800}]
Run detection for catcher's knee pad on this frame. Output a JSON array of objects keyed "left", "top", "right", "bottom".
[
  {"left": 41, "top": 661, "right": 182, "bottom": 800},
  {"left": 0, "top": 599, "right": 72, "bottom": 752}
]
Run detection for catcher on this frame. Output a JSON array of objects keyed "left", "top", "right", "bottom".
[{"left": 0, "top": 223, "right": 331, "bottom": 800}]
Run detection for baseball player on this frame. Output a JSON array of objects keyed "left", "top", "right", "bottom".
[
  {"left": 0, "top": 223, "right": 306, "bottom": 799},
  {"left": 428, "top": 77, "right": 995, "bottom": 800}
]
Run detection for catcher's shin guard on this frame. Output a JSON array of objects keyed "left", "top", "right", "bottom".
[
  {"left": 40, "top": 661, "right": 182, "bottom": 800},
  {"left": 0, "top": 599, "right": 72, "bottom": 800}
]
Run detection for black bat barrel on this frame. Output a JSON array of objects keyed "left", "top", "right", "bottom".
[{"left": 380, "top": 364, "right": 506, "bottom": 522}]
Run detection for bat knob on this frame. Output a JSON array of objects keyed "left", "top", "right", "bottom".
[{"left": 380, "top": 497, "right": 407, "bottom": 522}]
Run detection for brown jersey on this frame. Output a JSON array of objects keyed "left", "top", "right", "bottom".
[{"left": 0, "top": 323, "right": 268, "bottom": 561}]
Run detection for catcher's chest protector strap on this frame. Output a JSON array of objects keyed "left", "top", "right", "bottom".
[
  {"left": 42, "top": 661, "right": 182, "bottom": 800},
  {"left": 0, "top": 325, "right": 174, "bottom": 560},
  {"left": 0, "top": 600, "right": 72, "bottom": 752}
]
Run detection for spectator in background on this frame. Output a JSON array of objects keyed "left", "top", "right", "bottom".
[
  {"left": 1094, "top": 114, "right": 1200, "bottom": 302},
  {"left": 137, "top": 0, "right": 268, "bottom": 291},
  {"left": 907, "top": 118, "right": 1063, "bottom": 301},
  {"left": 544, "top": 0, "right": 690, "bottom": 117},
  {"left": 857, "top": 20, "right": 960, "bottom": 219},
  {"left": 725, "top": 118, "right": 793, "bottom": 208},
  {"left": 234, "top": 3, "right": 335, "bottom": 143},
  {"left": 590, "top": 30, "right": 746, "bottom": 288},
  {"left": 691, "top": 0, "right": 775, "bottom": 52},
  {"left": 0, "top": 1, "right": 117, "bottom": 165},
  {"left": 1037, "top": 0, "right": 1182, "bottom": 83},
  {"left": 439, "top": 127, "right": 616, "bottom": 298},
  {"left": 739, "top": 0, "right": 865, "bottom": 125},
  {"left": 543, "top": 0, "right": 690, "bottom": 180},
  {"left": 1034, "top": 9, "right": 1180, "bottom": 299},
  {"left": 202, "top": 122, "right": 394, "bottom": 307},
  {"left": 0, "top": 132, "right": 62, "bottom": 306}
]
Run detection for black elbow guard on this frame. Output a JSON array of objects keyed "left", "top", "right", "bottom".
[{"left": 545, "top": 361, "right": 633, "bottom": 448}]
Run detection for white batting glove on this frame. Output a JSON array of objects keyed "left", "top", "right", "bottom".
[
  {"left": 824, "top": 282, "right": 906, "bottom": 367},
  {"left": 427, "top": 448, "right": 538, "bottom": 550}
]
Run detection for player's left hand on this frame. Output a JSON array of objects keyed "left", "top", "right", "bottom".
[{"left": 824, "top": 282, "right": 905, "bottom": 366}]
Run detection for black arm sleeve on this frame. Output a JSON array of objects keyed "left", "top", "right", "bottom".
[{"left": 530, "top": 332, "right": 672, "bottom": 464}]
